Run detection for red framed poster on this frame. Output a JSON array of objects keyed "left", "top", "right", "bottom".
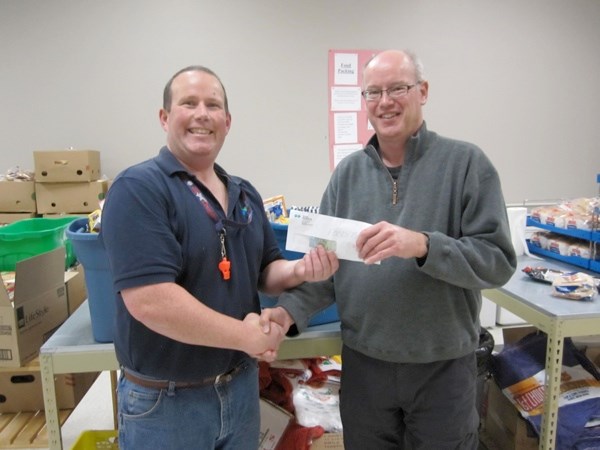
[{"left": 327, "top": 49, "right": 380, "bottom": 171}]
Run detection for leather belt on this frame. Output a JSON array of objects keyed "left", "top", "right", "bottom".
[{"left": 123, "top": 364, "right": 244, "bottom": 390}]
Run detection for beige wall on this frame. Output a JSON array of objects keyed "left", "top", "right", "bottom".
[{"left": 1, "top": 0, "right": 599, "bottom": 206}]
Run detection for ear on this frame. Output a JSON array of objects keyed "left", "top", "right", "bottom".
[
  {"left": 224, "top": 112, "right": 232, "bottom": 135},
  {"left": 419, "top": 80, "right": 429, "bottom": 106},
  {"left": 159, "top": 108, "right": 169, "bottom": 131}
]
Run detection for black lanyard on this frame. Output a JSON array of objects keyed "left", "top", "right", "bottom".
[{"left": 179, "top": 173, "right": 253, "bottom": 281}]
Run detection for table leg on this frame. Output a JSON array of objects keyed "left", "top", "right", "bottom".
[
  {"left": 540, "top": 322, "right": 563, "bottom": 450},
  {"left": 41, "top": 352, "right": 63, "bottom": 450}
]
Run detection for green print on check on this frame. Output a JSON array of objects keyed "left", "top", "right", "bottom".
[{"left": 309, "top": 236, "right": 337, "bottom": 252}]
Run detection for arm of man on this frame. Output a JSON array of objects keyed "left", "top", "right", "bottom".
[
  {"left": 258, "top": 245, "right": 339, "bottom": 296},
  {"left": 121, "top": 282, "right": 285, "bottom": 360}
]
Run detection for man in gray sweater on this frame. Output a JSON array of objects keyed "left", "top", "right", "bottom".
[{"left": 262, "top": 49, "right": 517, "bottom": 449}]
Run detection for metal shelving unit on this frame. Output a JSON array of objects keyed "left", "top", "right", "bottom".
[{"left": 483, "top": 255, "right": 600, "bottom": 450}]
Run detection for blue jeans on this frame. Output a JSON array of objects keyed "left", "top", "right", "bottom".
[{"left": 117, "top": 360, "right": 259, "bottom": 450}]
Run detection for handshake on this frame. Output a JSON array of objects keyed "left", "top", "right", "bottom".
[{"left": 242, "top": 306, "right": 294, "bottom": 363}]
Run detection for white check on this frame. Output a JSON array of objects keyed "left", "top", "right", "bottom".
[{"left": 285, "top": 211, "right": 374, "bottom": 263}]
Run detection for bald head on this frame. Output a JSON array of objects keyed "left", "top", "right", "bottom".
[{"left": 364, "top": 50, "right": 424, "bottom": 86}]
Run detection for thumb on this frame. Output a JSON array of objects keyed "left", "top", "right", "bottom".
[{"left": 258, "top": 312, "right": 271, "bottom": 334}]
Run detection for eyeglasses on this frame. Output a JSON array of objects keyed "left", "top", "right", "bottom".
[{"left": 362, "top": 83, "right": 420, "bottom": 102}]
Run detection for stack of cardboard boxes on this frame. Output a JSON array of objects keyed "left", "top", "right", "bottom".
[
  {"left": 33, "top": 149, "right": 108, "bottom": 216},
  {"left": 0, "top": 247, "right": 96, "bottom": 416},
  {"left": 0, "top": 149, "right": 107, "bottom": 418},
  {"left": 0, "top": 149, "right": 109, "bottom": 224}
]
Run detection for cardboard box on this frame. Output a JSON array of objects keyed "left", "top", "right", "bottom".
[
  {"left": 259, "top": 398, "right": 293, "bottom": 450},
  {"left": 0, "top": 247, "right": 69, "bottom": 368},
  {"left": 65, "top": 264, "right": 87, "bottom": 315},
  {"left": 311, "top": 432, "right": 344, "bottom": 450},
  {"left": 0, "top": 212, "right": 37, "bottom": 225},
  {"left": 0, "top": 356, "right": 99, "bottom": 412},
  {"left": 484, "top": 379, "right": 538, "bottom": 450},
  {"left": 34, "top": 150, "right": 101, "bottom": 182},
  {"left": 0, "top": 180, "right": 36, "bottom": 212},
  {"left": 35, "top": 180, "right": 108, "bottom": 214}
]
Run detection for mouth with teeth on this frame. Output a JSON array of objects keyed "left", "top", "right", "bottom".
[
  {"left": 189, "top": 127, "right": 212, "bottom": 135},
  {"left": 380, "top": 112, "right": 400, "bottom": 120}
]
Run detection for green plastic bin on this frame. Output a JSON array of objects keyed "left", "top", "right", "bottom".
[
  {"left": 71, "top": 430, "right": 119, "bottom": 450},
  {"left": 0, "top": 216, "right": 82, "bottom": 271}
]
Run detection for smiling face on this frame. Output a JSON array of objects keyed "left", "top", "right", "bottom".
[
  {"left": 159, "top": 70, "right": 231, "bottom": 170},
  {"left": 363, "top": 51, "right": 428, "bottom": 149}
]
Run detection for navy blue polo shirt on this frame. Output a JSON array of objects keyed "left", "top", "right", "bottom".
[{"left": 100, "top": 147, "right": 283, "bottom": 381}]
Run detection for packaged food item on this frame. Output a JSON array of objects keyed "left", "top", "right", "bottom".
[
  {"left": 567, "top": 241, "right": 592, "bottom": 259},
  {"left": 531, "top": 206, "right": 568, "bottom": 228},
  {"left": 565, "top": 213, "right": 593, "bottom": 231},
  {"left": 552, "top": 272, "right": 596, "bottom": 301},
  {"left": 522, "top": 266, "right": 565, "bottom": 284},
  {"left": 547, "top": 235, "right": 572, "bottom": 256},
  {"left": 530, "top": 198, "right": 600, "bottom": 231},
  {"left": 530, "top": 231, "right": 550, "bottom": 250}
]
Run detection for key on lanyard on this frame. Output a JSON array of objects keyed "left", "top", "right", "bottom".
[{"left": 218, "top": 229, "right": 231, "bottom": 280}]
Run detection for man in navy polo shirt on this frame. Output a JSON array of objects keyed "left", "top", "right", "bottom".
[{"left": 100, "top": 65, "right": 338, "bottom": 450}]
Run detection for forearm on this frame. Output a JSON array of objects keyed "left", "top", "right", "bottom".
[
  {"left": 121, "top": 283, "right": 281, "bottom": 355},
  {"left": 259, "top": 259, "right": 300, "bottom": 296},
  {"left": 260, "top": 247, "right": 339, "bottom": 296}
]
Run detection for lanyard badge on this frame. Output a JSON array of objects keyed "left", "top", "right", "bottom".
[{"left": 180, "top": 174, "right": 253, "bottom": 281}]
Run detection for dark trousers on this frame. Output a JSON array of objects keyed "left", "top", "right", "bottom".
[{"left": 340, "top": 345, "right": 479, "bottom": 450}]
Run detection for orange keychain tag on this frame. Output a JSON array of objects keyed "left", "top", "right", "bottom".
[{"left": 218, "top": 257, "right": 231, "bottom": 280}]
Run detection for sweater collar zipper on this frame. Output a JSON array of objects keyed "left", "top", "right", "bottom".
[{"left": 391, "top": 177, "right": 399, "bottom": 205}]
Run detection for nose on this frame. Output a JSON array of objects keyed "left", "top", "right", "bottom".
[
  {"left": 194, "top": 103, "right": 209, "bottom": 118},
  {"left": 379, "top": 90, "right": 394, "bottom": 103}
]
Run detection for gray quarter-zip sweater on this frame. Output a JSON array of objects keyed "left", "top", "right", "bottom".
[{"left": 277, "top": 122, "right": 516, "bottom": 363}]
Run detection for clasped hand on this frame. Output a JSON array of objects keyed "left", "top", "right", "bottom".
[
  {"left": 242, "top": 312, "right": 286, "bottom": 363},
  {"left": 357, "top": 221, "right": 428, "bottom": 264},
  {"left": 293, "top": 245, "right": 339, "bottom": 282}
]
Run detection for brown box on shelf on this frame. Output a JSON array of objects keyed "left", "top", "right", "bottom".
[
  {"left": 34, "top": 150, "right": 101, "bottom": 182},
  {"left": 65, "top": 264, "right": 87, "bottom": 315},
  {"left": 484, "top": 379, "right": 538, "bottom": 450},
  {"left": 35, "top": 180, "right": 108, "bottom": 214},
  {"left": 0, "top": 356, "right": 99, "bottom": 413},
  {"left": 0, "top": 248, "right": 69, "bottom": 368},
  {"left": 0, "top": 180, "right": 36, "bottom": 212},
  {"left": 0, "top": 212, "right": 37, "bottom": 225}
]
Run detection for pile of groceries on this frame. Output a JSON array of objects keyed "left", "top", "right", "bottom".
[
  {"left": 523, "top": 266, "right": 600, "bottom": 301},
  {"left": 530, "top": 197, "right": 599, "bottom": 231}
]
